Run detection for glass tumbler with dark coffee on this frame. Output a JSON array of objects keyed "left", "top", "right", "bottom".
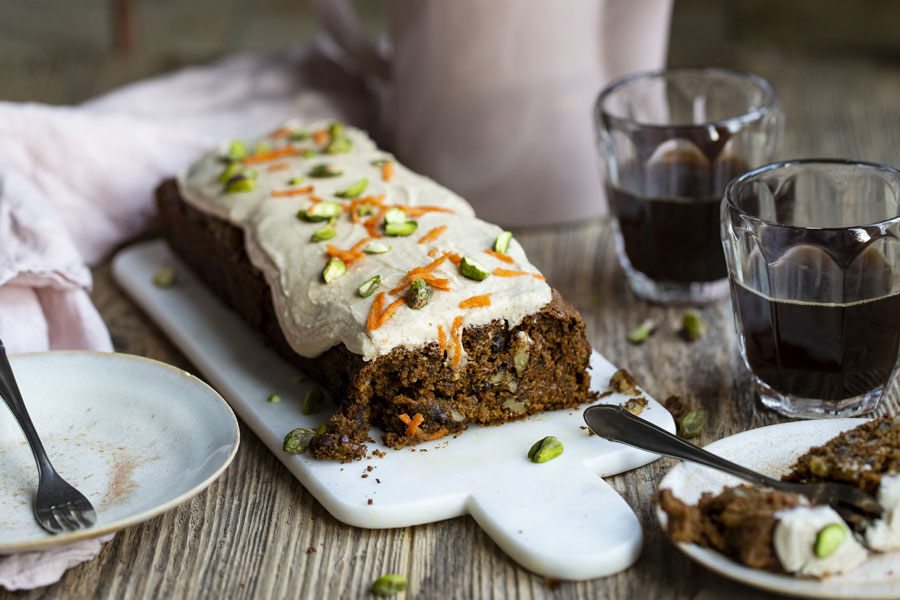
[
  {"left": 723, "top": 160, "right": 900, "bottom": 418},
  {"left": 595, "top": 68, "right": 782, "bottom": 303}
]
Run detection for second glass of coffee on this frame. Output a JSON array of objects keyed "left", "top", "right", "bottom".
[{"left": 595, "top": 68, "right": 782, "bottom": 303}]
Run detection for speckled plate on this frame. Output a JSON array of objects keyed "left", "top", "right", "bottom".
[
  {"left": 0, "top": 351, "right": 239, "bottom": 552},
  {"left": 658, "top": 419, "right": 900, "bottom": 599}
]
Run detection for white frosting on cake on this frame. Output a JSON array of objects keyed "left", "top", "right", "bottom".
[
  {"left": 773, "top": 506, "right": 866, "bottom": 577},
  {"left": 177, "top": 120, "right": 552, "bottom": 361},
  {"left": 864, "top": 474, "right": 900, "bottom": 551}
]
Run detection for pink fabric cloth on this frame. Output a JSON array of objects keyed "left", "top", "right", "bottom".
[{"left": 0, "top": 44, "right": 370, "bottom": 590}]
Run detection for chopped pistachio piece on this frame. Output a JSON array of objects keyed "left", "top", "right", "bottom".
[
  {"left": 288, "top": 131, "right": 310, "bottom": 141},
  {"left": 336, "top": 178, "right": 368, "bottom": 199},
  {"left": 304, "top": 201, "right": 342, "bottom": 221},
  {"left": 218, "top": 161, "right": 243, "bottom": 183},
  {"left": 407, "top": 278, "right": 434, "bottom": 309},
  {"left": 371, "top": 574, "right": 407, "bottom": 596},
  {"left": 527, "top": 436, "right": 563, "bottom": 463},
  {"left": 283, "top": 428, "right": 315, "bottom": 454},
  {"left": 311, "top": 224, "right": 336, "bottom": 242},
  {"left": 267, "top": 394, "right": 281, "bottom": 403},
  {"left": 814, "top": 523, "right": 847, "bottom": 558},
  {"left": 302, "top": 386, "right": 325, "bottom": 415},
  {"left": 227, "top": 140, "right": 247, "bottom": 160},
  {"left": 363, "top": 241, "right": 391, "bottom": 254},
  {"left": 322, "top": 257, "right": 346, "bottom": 283},
  {"left": 225, "top": 176, "right": 256, "bottom": 193},
  {"left": 679, "top": 409, "right": 705, "bottom": 439},
  {"left": 626, "top": 319, "right": 655, "bottom": 344},
  {"left": 309, "top": 164, "right": 343, "bottom": 178},
  {"left": 152, "top": 267, "right": 176, "bottom": 288},
  {"left": 370, "top": 158, "right": 389, "bottom": 167},
  {"left": 328, "top": 121, "right": 345, "bottom": 137},
  {"left": 253, "top": 141, "right": 271, "bottom": 154},
  {"left": 385, "top": 221, "right": 418, "bottom": 236},
  {"left": 315, "top": 423, "right": 328, "bottom": 435},
  {"left": 355, "top": 203, "right": 375, "bottom": 217},
  {"left": 609, "top": 368, "right": 640, "bottom": 396},
  {"left": 242, "top": 168, "right": 258, "bottom": 179},
  {"left": 287, "top": 176, "right": 305, "bottom": 186},
  {"left": 681, "top": 310, "right": 706, "bottom": 341},
  {"left": 325, "top": 136, "right": 352, "bottom": 154},
  {"left": 358, "top": 274, "right": 382, "bottom": 298},
  {"left": 384, "top": 207, "right": 407, "bottom": 224},
  {"left": 302, "top": 148, "right": 317, "bottom": 159},
  {"left": 494, "top": 231, "right": 513, "bottom": 254},
  {"left": 459, "top": 256, "right": 490, "bottom": 281}
]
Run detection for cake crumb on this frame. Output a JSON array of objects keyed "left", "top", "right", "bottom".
[
  {"left": 306, "top": 547, "right": 317, "bottom": 554},
  {"left": 362, "top": 473, "right": 369, "bottom": 478},
  {"left": 368, "top": 499, "right": 373, "bottom": 505},
  {"left": 663, "top": 395, "right": 690, "bottom": 421},
  {"left": 367, "top": 465, "right": 374, "bottom": 472},
  {"left": 376, "top": 478, "right": 381, "bottom": 484},
  {"left": 624, "top": 396, "right": 648, "bottom": 415}
]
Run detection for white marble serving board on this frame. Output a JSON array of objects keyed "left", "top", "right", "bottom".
[{"left": 112, "top": 240, "right": 675, "bottom": 580}]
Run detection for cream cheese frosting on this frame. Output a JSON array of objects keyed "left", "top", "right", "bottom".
[
  {"left": 177, "top": 119, "right": 552, "bottom": 361},
  {"left": 864, "top": 474, "right": 900, "bottom": 551},
  {"left": 773, "top": 506, "right": 867, "bottom": 577}
]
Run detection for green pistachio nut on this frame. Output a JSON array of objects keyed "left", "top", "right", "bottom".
[
  {"left": 288, "top": 131, "right": 310, "bottom": 141},
  {"left": 267, "top": 393, "right": 281, "bottom": 403},
  {"left": 302, "top": 148, "right": 317, "bottom": 159},
  {"left": 305, "top": 201, "right": 343, "bottom": 221},
  {"left": 370, "top": 158, "right": 389, "bottom": 167},
  {"left": 253, "top": 141, "right": 271, "bottom": 155},
  {"left": 152, "top": 267, "right": 177, "bottom": 288},
  {"left": 311, "top": 224, "right": 336, "bottom": 242},
  {"left": 218, "top": 161, "right": 243, "bottom": 183},
  {"left": 682, "top": 310, "right": 706, "bottom": 341},
  {"left": 328, "top": 121, "right": 345, "bottom": 137},
  {"left": 314, "top": 423, "right": 328, "bottom": 435},
  {"left": 355, "top": 203, "right": 375, "bottom": 217},
  {"left": 814, "top": 523, "right": 847, "bottom": 558},
  {"left": 308, "top": 164, "right": 343, "bottom": 178},
  {"left": 384, "top": 207, "right": 407, "bottom": 224},
  {"left": 459, "top": 256, "right": 490, "bottom": 281},
  {"left": 322, "top": 258, "right": 346, "bottom": 283},
  {"left": 336, "top": 178, "right": 368, "bottom": 199},
  {"left": 626, "top": 319, "right": 655, "bottom": 344},
  {"left": 494, "top": 231, "right": 513, "bottom": 254},
  {"left": 679, "top": 410, "right": 706, "bottom": 439},
  {"left": 358, "top": 274, "right": 381, "bottom": 298},
  {"left": 371, "top": 574, "right": 407, "bottom": 596},
  {"left": 407, "top": 278, "right": 434, "bottom": 309},
  {"left": 287, "top": 176, "right": 305, "bottom": 186},
  {"left": 528, "top": 436, "right": 563, "bottom": 463},
  {"left": 225, "top": 176, "right": 256, "bottom": 193},
  {"left": 385, "top": 221, "right": 418, "bottom": 236},
  {"left": 325, "top": 136, "right": 352, "bottom": 154},
  {"left": 283, "top": 428, "right": 315, "bottom": 453},
  {"left": 302, "top": 386, "right": 325, "bottom": 415},
  {"left": 363, "top": 242, "right": 391, "bottom": 254},
  {"left": 227, "top": 140, "right": 247, "bottom": 161}
]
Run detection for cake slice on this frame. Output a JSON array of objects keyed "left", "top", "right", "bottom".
[{"left": 157, "top": 120, "right": 596, "bottom": 462}]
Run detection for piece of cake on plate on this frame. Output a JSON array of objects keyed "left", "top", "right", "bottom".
[{"left": 156, "top": 120, "right": 597, "bottom": 462}]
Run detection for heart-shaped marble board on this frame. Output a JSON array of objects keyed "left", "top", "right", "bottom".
[{"left": 113, "top": 240, "right": 675, "bottom": 580}]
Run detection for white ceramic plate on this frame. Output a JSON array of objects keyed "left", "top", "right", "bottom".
[
  {"left": 0, "top": 351, "right": 240, "bottom": 552},
  {"left": 112, "top": 239, "right": 677, "bottom": 580},
  {"left": 658, "top": 419, "right": 900, "bottom": 599}
]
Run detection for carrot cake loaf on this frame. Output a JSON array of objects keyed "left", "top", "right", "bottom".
[{"left": 157, "top": 120, "right": 596, "bottom": 462}]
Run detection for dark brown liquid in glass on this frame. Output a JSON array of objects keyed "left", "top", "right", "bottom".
[
  {"left": 609, "top": 156, "right": 748, "bottom": 283},
  {"left": 733, "top": 256, "right": 900, "bottom": 402}
]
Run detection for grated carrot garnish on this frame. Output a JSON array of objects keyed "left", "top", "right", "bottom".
[
  {"left": 309, "top": 195, "right": 324, "bottom": 204},
  {"left": 397, "top": 413, "right": 411, "bottom": 426},
  {"left": 484, "top": 249, "right": 514, "bottom": 264},
  {"left": 405, "top": 413, "right": 425, "bottom": 437},
  {"left": 402, "top": 205, "right": 454, "bottom": 217},
  {"left": 266, "top": 162, "right": 290, "bottom": 172},
  {"left": 364, "top": 207, "right": 388, "bottom": 239},
  {"left": 493, "top": 267, "right": 529, "bottom": 277},
  {"left": 420, "top": 429, "right": 448, "bottom": 441},
  {"left": 459, "top": 294, "right": 491, "bottom": 309},
  {"left": 349, "top": 237, "right": 371, "bottom": 254},
  {"left": 451, "top": 315, "right": 464, "bottom": 367},
  {"left": 428, "top": 248, "right": 439, "bottom": 258},
  {"left": 390, "top": 274, "right": 450, "bottom": 295},
  {"left": 271, "top": 186, "right": 315, "bottom": 197},
  {"left": 269, "top": 126, "right": 292, "bottom": 139},
  {"left": 532, "top": 273, "right": 546, "bottom": 280},
  {"left": 313, "top": 129, "right": 328, "bottom": 145},
  {"left": 367, "top": 292, "right": 386, "bottom": 330},
  {"left": 376, "top": 297, "right": 406, "bottom": 328},
  {"left": 349, "top": 195, "right": 386, "bottom": 224},
  {"left": 417, "top": 225, "right": 447, "bottom": 245},
  {"left": 326, "top": 243, "right": 364, "bottom": 265},
  {"left": 445, "top": 252, "right": 462, "bottom": 266},
  {"left": 437, "top": 324, "right": 447, "bottom": 354},
  {"left": 242, "top": 147, "right": 299, "bottom": 164},
  {"left": 382, "top": 160, "right": 394, "bottom": 182}
]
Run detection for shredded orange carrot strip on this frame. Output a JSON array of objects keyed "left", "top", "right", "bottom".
[
  {"left": 484, "top": 249, "right": 514, "bottom": 264},
  {"left": 269, "top": 126, "right": 293, "bottom": 139},
  {"left": 532, "top": 273, "right": 546, "bottom": 280},
  {"left": 459, "top": 294, "right": 491, "bottom": 309},
  {"left": 446, "top": 253, "right": 462, "bottom": 266},
  {"left": 405, "top": 413, "right": 425, "bottom": 437},
  {"left": 389, "top": 274, "right": 450, "bottom": 295},
  {"left": 376, "top": 297, "right": 406, "bottom": 328},
  {"left": 313, "top": 129, "right": 328, "bottom": 145},
  {"left": 428, "top": 248, "right": 439, "bottom": 258},
  {"left": 418, "top": 225, "right": 447, "bottom": 245},
  {"left": 420, "top": 429, "right": 448, "bottom": 441},
  {"left": 266, "top": 162, "right": 290, "bottom": 172},
  {"left": 241, "top": 147, "right": 299, "bottom": 164},
  {"left": 451, "top": 315, "right": 464, "bottom": 367},
  {"left": 367, "top": 292, "right": 386, "bottom": 331},
  {"left": 349, "top": 195, "right": 386, "bottom": 224},
  {"left": 308, "top": 195, "right": 323, "bottom": 204},
  {"left": 271, "top": 186, "right": 315, "bottom": 197},
  {"left": 493, "top": 267, "right": 530, "bottom": 277},
  {"left": 397, "top": 413, "right": 411, "bottom": 426},
  {"left": 437, "top": 324, "right": 447, "bottom": 354},
  {"left": 382, "top": 160, "right": 394, "bottom": 182},
  {"left": 364, "top": 207, "right": 388, "bottom": 238},
  {"left": 326, "top": 244, "right": 364, "bottom": 265},
  {"left": 349, "top": 237, "right": 371, "bottom": 254},
  {"left": 402, "top": 205, "right": 454, "bottom": 217}
]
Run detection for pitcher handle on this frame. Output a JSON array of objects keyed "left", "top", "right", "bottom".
[{"left": 312, "top": 0, "right": 391, "bottom": 80}]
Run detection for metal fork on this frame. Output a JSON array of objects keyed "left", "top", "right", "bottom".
[
  {"left": 584, "top": 404, "right": 883, "bottom": 529},
  {"left": 0, "top": 341, "right": 97, "bottom": 534}
]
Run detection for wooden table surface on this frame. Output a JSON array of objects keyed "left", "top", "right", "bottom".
[{"left": 4, "top": 17, "right": 900, "bottom": 600}]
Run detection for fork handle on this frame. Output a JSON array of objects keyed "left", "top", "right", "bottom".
[
  {"left": 0, "top": 340, "right": 54, "bottom": 479},
  {"left": 584, "top": 404, "right": 786, "bottom": 490}
]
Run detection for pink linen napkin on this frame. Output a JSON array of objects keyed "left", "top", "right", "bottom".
[{"left": 0, "top": 43, "right": 371, "bottom": 590}]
